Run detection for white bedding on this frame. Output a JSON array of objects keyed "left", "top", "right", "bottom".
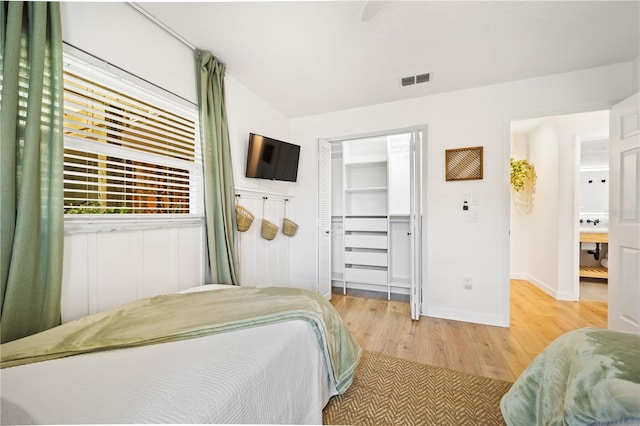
[{"left": 1, "top": 286, "right": 334, "bottom": 424}]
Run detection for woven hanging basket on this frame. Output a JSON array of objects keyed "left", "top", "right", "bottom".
[
  {"left": 282, "top": 218, "right": 298, "bottom": 237},
  {"left": 261, "top": 219, "right": 278, "bottom": 241},
  {"left": 281, "top": 198, "right": 298, "bottom": 237},
  {"left": 235, "top": 205, "right": 254, "bottom": 232}
]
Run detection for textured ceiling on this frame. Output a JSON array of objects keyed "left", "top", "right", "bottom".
[{"left": 138, "top": 1, "right": 640, "bottom": 118}]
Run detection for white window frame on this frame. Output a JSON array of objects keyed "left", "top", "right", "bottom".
[{"left": 62, "top": 49, "right": 204, "bottom": 233}]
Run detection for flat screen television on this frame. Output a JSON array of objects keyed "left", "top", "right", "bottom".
[{"left": 245, "top": 133, "right": 300, "bottom": 182}]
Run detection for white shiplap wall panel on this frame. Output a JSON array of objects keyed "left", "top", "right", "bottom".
[
  {"left": 61, "top": 223, "right": 205, "bottom": 323},
  {"left": 236, "top": 189, "right": 293, "bottom": 287},
  {"left": 141, "top": 228, "right": 178, "bottom": 298},
  {"left": 95, "top": 230, "right": 141, "bottom": 313},
  {"left": 61, "top": 234, "right": 90, "bottom": 322},
  {"left": 177, "top": 225, "right": 206, "bottom": 290}
]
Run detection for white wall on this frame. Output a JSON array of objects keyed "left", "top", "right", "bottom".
[
  {"left": 60, "top": 2, "right": 637, "bottom": 327},
  {"left": 633, "top": 57, "right": 640, "bottom": 94},
  {"left": 290, "top": 62, "right": 635, "bottom": 326},
  {"left": 61, "top": 3, "right": 196, "bottom": 104},
  {"left": 526, "top": 120, "right": 561, "bottom": 295},
  {"left": 61, "top": 224, "right": 205, "bottom": 322},
  {"left": 59, "top": 3, "right": 294, "bottom": 320},
  {"left": 225, "top": 76, "right": 291, "bottom": 190},
  {"left": 224, "top": 77, "right": 298, "bottom": 288},
  {"left": 61, "top": 1, "right": 292, "bottom": 192},
  {"left": 509, "top": 133, "right": 530, "bottom": 279}
]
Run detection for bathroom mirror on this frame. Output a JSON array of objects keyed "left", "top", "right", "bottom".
[{"left": 579, "top": 138, "right": 609, "bottom": 226}]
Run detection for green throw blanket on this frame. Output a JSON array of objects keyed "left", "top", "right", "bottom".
[
  {"left": 501, "top": 327, "right": 640, "bottom": 425},
  {"left": 1, "top": 286, "right": 362, "bottom": 394}
]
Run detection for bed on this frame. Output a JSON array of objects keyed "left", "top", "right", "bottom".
[
  {"left": 1, "top": 285, "right": 361, "bottom": 424},
  {"left": 500, "top": 327, "right": 640, "bottom": 425}
]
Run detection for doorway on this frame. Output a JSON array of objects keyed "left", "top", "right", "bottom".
[
  {"left": 509, "top": 110, "right": 610, "bottom": 304},
  {"left": 317, "top": 126, "right": 425, "bottom": 320},
  {"left": 577, "top": 137, "right": 609, "bottom": 302}
]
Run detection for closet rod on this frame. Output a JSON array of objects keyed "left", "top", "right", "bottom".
[{"left": 128, "top": 3, "right": 197, "bottom": 51}]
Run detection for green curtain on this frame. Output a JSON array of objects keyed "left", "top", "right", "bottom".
[
  {"left": 0, "top": 2, "right": 64, "bottom": 343},
  {"left": 195, "top": 49, "right": 239, "bottom": 285}
]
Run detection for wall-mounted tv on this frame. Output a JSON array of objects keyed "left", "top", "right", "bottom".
[{"left": 245, "top": 133, "right": 300, "bottom": 182}]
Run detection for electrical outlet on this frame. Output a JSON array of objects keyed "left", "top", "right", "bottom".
[{"left": 463, "top": 276, "right": 472, "bottom": 289}]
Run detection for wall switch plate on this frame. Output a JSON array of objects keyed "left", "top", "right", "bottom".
[
  {"left": 470, "top": 206, "right": 479, "bottom": 222},
  {"left": 463, "top": 276, "right": 472, "bottom": 289},
  {"left": 470, "top": 191, "right": 479, "bottom": 204}
]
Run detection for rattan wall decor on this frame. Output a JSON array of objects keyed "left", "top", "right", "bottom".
[{"left": 445, "top": 146, "right": 483, "bottom": 181}]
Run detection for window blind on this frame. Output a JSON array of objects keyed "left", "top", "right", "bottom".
[{"left": 62, "top": 54, "right": 202, "bottom": 216}]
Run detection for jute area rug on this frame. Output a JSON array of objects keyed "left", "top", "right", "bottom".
[{"left": 323, "top": 351, "right": 513, "bottom": 425}]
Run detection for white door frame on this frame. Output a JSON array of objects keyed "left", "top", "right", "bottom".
[
  {"left": 317, "top": 125, "right": 427, "bottom": 317},
  {"left": 504, "top": 101, "right": 616, "bottom": 325},
  {"left": 572, "top": 134, "right": 611, "bottom": 301}
]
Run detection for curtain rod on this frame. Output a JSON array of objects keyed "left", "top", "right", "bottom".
[{"left": 128, "top": 2, "right": 196, "bottom": 51}]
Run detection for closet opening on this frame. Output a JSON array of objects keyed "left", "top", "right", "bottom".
[{"left": 317, "top": 126, "right": 426, "bottom": 320}]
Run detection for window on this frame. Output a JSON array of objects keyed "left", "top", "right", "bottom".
[{"left": 62, "top": 54, "right": 202, "bottom": 217}]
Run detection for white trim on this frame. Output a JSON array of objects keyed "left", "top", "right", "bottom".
[
  {"left": 425, "top": 306, "right": 508, "bottom": 328},
  {"left": 504, "top": 100, "right": 618, "bottom": 328},
  {"left": 62, "top": 49, "right": 203, "bottom": 220},
  {"left": 527, "top": 274, "right": 577, "bottom": 302},
  {"left": 234, "top": 187, "right": 296, "bottom": 200},
  {"left": 64, "top": 215, "right": 204, "bottom": 234},
  {"left": 509, "top": 272, "right": 528, "bottom": 280}
]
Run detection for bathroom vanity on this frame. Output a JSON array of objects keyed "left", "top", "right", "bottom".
[{"left": 579, "top": 232, "right": 608, "bottom": 279}]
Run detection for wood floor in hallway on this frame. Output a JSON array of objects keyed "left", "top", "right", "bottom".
[{"left": 330, "top": 279, "right": 607, "bottom": 382}]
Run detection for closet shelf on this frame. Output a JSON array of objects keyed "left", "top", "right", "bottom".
[
  {"left": 344, "top": 159, "right": 387, "bottom": 166},
  {"left": 344, "top": 214, "right": 388, "bottom": 218},
  {"left": 345, "top": 186, "right": 387, "bottom": 192},
  {"left": 389, "top": 278, "right": 410, "bottom": 289}
]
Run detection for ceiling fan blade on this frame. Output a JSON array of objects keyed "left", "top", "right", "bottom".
[{"left": 361, "top": 1, "right": 383, "bottom": 22}]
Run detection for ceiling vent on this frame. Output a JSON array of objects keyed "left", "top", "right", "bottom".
[
  {"left": 416, "top": 73, "right": 430, "bottom": 84},
  {"left": 401, "top": 73, "right": 430, "bottom": 87},
  {"left": 401, "top": 76, "right": 415, "bottom": 87}
]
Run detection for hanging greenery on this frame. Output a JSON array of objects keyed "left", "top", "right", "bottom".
[{"left": 510, "top": 158, "right": 536, "bottom": 192}]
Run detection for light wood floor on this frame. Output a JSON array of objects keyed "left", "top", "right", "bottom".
[
  {"left": 580, "top": 278, "right": 608, "bottom": 302},
  {"left": 330, "top": 279, "right": 607, "bottom": 382}
]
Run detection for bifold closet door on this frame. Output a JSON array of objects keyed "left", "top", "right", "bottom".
[
  {"left": 318, "top": 139, "right": 332, "bottom": 299},
  {"left": 409, "top": 128, "right": 424, "bottom": 321}
]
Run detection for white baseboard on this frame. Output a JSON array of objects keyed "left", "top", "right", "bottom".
[
  {"left": 424, "top": 306, "right": 509, "bottom": 328},
  {"left": 510, "top": 272, "right": 528, "bottom": 280},
  {"left": 527, "top": 274, "right": 556, "bottom": 298},
  {"left": 527, "top": 274, "right": 576, "bottom": 300}
]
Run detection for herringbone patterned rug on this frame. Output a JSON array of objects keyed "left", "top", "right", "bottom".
[{"left": 323, "top": 351, "right": 513, "bottom": 425}]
